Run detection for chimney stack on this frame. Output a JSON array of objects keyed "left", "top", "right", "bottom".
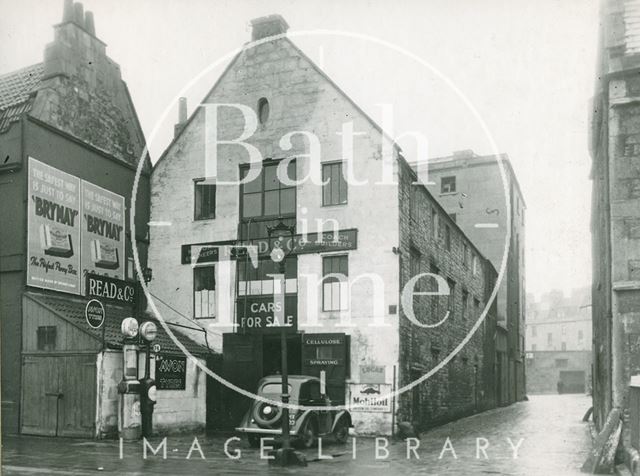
[
  {"left": 73, "top": 2, "right": 84, "bottom": 25},
  {"left": 85, "top": 11, "right": 95, "bottom": 36},
  {"left": 174, "top": 97, "right": 188, "bottom": 138},
  {"left": 44, "top": 1, "right": 110, "bottom": 80},
  {"left": 250, "top": 14, "right": 289, "bottom": 41},
  {"left": 452, "top": 149, "right": 476, "bottom": 160},
  {"left": 63, "top": 0, "right": 73, "bottom": 22}
]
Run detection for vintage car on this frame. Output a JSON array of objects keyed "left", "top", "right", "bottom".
[{"left": 236, "top": 375, "right": 352, "bottom": 449}]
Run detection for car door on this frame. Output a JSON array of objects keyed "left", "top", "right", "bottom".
[{"left": 305, "top": 381, "right": 332, "bottom": 435}]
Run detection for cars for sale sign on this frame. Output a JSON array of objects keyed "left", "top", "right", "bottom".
[{"left": 27, "top": 157, "right": 81, "bottom": 294}]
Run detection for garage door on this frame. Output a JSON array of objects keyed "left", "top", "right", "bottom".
[
  {"left": 22, "top": 354, "right": 97, "bottom": 437},
  {"left": 559, "top": 370, "right": 586, "bottom": 394}
]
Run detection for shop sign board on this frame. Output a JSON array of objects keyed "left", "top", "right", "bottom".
[
  {"left": 302, "top": 333, "right": 345, "bottom": 366},
  {"left": 349, "top": 383, "right": 392, "bottom": 412},
  {"left": 156, "top": 355, "right": 187, "bottom": 390},
  {"left": 85, "top": 299, "right": 105, "bottom": 329},
  {"left": 180, "top": 229, "right": 358, "bottom": 264},
  {"left": 359, "top": 365, "right": 386, "bottom": 384},
  {"left": 236, "top": 295, "right": 297, "bottom": 334},
  {"left": 85, "top": 273, "right": 136, "bottom": 305}
]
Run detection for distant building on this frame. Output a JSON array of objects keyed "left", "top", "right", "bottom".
[
  {"left": 149, "top": 14, "right": 502, "bottom": 435},
  {"left": 0, "top": 1, "right": 207, "bottom": 438},
  {"left": 525, "top": 288, "right": 592, "bottom": 394},
  {"left": 419, "top": 150, "right": 526, "bottom": 405},
  {"left": 590, "top": 0, "right": 640, "bottom": 470}
]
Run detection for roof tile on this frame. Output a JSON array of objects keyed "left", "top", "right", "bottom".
[{"left": 24, "top": 290, "right": 212, "bottom": 357}]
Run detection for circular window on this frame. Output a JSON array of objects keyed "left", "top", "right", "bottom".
[{"left": 258, "top": 97, "right": 270, "bottom": 125}]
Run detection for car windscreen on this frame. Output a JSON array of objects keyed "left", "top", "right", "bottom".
[{"left": 260, "top": 383, "right": 292, "bottom": 395}]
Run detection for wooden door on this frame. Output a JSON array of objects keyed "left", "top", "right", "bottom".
[
  {"left": 21, "top": 355, "right": 96, "bottom": 437},
  {"left": 222, "top": 333, "right": 264, "bottom": 427},
  {"left": 301, "top": 333, "right": 348, "bottom": 405},
  {"left": 58, "top": 355, "right": 97, "bottom": 437},
  {"left": 21, "top": 356, "right": 60, "bottom": 436}
]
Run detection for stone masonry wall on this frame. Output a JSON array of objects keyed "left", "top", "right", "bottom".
[
  {"left": 397, "top": 159, "right": 494, "bottom": 430},
  {"left": 97, "top": 350, "right": 206, "bottom": 438}
]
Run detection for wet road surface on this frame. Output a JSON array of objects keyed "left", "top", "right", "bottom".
[{"left": 2, "top": 394, "right": 592, "bottom": 475}]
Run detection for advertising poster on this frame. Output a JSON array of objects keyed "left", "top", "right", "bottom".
[
  {"left": 156, "top": 355, "right": 187, "bottom": 390},
  {"left": 349, "top": 383, "right": 392, "bottom": 412},
  {"left": 80, "top": 181, "right": 125, "bottom": 294},
  {"left": 27, "top": 157, "right": 81, "bottom": 294}
]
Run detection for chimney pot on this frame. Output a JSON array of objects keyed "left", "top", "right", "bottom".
[
  {"left": 178, "top": 97, "right": 188, "bottom": 123},
  {"left": 250, "top": 14, "right": 289, "bottom": 41},
  {"left": 63, "top": 0, "right": 74, "bottom": 22},
  {"left": 73, "top": 2, "right": 84, "bottom": 26},
  {"left": 85, "top": 11, "right": 95, "bottom": 35},
  {"left": 174, "top": 98, "right": 188, "bottom": 138}
]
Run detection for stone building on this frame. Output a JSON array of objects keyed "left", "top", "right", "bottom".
[
  {"left": 0, "top": 2, "right": 207, "bottom": 437},
  {"left": 148, "top": 14, "right": 501, "bottom": 435},
  {"left": 525, "top": 288, "right": 592, "bottom": 394},
  {"left": 589, "top": 0, "right": 640, "bottom": 471},
  {"left": 421, "top": 151, "right": 527, "bottom": 405}
]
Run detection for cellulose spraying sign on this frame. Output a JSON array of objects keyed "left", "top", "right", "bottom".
[
  {"left": 27, "top": 158, "right": 82, "bottom": 293},
  {"left": 27, "top": 157, "right": 126, "bottom": 295},
  {"left": 80, "top": 181, "right": 125, "bottom": 294}
]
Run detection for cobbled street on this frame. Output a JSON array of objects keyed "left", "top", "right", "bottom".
[{"left": 1, "top": 394, "right": 592, "bottom": 476}]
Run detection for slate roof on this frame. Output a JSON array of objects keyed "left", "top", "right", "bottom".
[
  {"left": 0, "top": 63, "right": 43, "bottom": 133},
  {"left": 24, "top": 290, "right": 212, "bottom": 357}
]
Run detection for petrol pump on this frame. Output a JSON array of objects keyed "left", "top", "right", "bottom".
[
  {"left": 138, "top": 321, "right": 158, "bottom": 437},
  {"left": 117, "top": 317, "right": 158, "bottom": 440},
  {"left": 118, "top": 317, "right": 142, "bottom": 440}
]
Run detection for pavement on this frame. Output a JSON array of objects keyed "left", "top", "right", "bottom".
[{"left": 1, "top": 394, "right": 592, "bottom": 475}]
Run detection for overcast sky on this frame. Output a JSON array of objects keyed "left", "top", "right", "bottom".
[{"left": 0, "top": 0, "right": 599, "bottom": 299}]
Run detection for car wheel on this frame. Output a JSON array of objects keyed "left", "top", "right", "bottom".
[
  {"left": 247, "top": 434, "right": 260, "bottom": 448},
  {"left": 299, "top": 418, "right": 317, "bottom": 449},
  {"left": 333, "top": 418, "right": 349, "bottom": 444}
]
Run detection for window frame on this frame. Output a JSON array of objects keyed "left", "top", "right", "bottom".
[
  {"left": 193, "top": 264, "right": 216, "bottom": 319},
  {"left": 237, "top": 256, "right": 298, "bottom": 297},
  {"left": 431, "top": 208, "right": 438, "bottom": 240},
  {"left": 446, "top": 278, "right": 456, "bottom": 317},
  {"left": 240, "top": 161, "right": 297, "bottom": 219},
  {"left": 193, "top": 178, "right": 216, "bottom": 221},
  {"left": 441, "top": 176, "right": 456, "bottom": 194},
  {"left": 462, "top": 242, "right": 469, "bottom": 267},
  {"left": 37, "top": 326, "right": 57, "bottom": 351},
  {"left": 461, "top": 289, "right": 469, "bottom": 320},
  {"left": 322, "top": 254, "right": 349, "bottom": 312},
  {"left": 321, "top": 161, "right": 348, "bottom": 207},
  {"left": 444, "top": 225, "right": 452, "bottom": 251}
]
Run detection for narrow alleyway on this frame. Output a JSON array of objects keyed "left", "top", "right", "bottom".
[{"left": 1, "top": 394, "right": 592, "bottom": 475}]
